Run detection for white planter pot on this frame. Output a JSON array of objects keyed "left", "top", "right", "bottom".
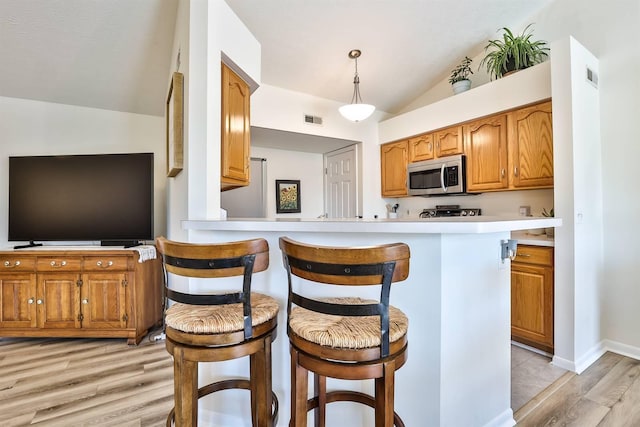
[{"left": 452, "top": 79, "right": 471, "bottom": 94}]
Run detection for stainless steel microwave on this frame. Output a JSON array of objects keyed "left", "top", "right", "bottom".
[{"left": 407, "top": 154, "right": 467, "bottom": 196}]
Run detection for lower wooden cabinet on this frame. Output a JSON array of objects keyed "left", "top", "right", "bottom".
[
  {"left": 511, "top": 245, "right": 554, "bottom": 353},
  {"left": 0, "top": 249, "right": 162, "bottom": 344}
]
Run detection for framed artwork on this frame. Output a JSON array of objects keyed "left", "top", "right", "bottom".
[
  {"left": 276, "top": 180, "right": 301, "bottom": 213},
  {"left": 166, "top": 72, "right": 184, "bottom": 177}
]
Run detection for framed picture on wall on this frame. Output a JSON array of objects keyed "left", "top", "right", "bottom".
[
  {"left": 276, "top": 180, "right": 301, "bottom": 213},
  {"left": 166, "top": 72, "right": 184, "bottom": 177}
]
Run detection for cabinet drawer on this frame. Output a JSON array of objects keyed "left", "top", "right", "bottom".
[
  {"left": 0, "top": 256, "right": 36, "bottom": 272},
  {"left": 513, "top": 245, "right": 553, "bottom": 266},
  {"left": 83, "top": 256, "right": 130, "bottom": 271},
  {"left": 36, "top": 257, "right": 83, "bottom": 271}
]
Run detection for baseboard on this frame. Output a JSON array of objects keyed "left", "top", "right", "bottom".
[
  {"left": 551, "top": 339, "right": 640, "bottom": 374},
  {"left": 483, "top": 408, "right": 516, "bottom": 427},
  {"left": 603, "top": 339, "right": 640, "bottom": 361}
]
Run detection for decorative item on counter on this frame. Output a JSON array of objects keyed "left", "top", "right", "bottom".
[
  {"left": 449, "top": 56, "right": 473, "bottom": 94},
  {"left": 387, "top": 203, "right": 399, "bottom": 219},
  {"left": 542, "top": 207, "right": 555, "bottom": 237},
  {"left": 479, "top": 23, "right": 549, "bottom": 80}
]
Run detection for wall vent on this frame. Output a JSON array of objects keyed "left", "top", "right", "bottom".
[
  {"left": 304, "top": 114, "right": 323, "bottom": 125},
  {"left": 586, "top": 67, "right": 598, "bottom": 88}
]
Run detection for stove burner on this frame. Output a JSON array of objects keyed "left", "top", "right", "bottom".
[{"left": 419, "top": 205, "right": 481, "bottom": 218}]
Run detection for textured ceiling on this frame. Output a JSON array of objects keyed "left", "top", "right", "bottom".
[
  {"left": 224, "top": 0, "right": 555, "bottom": 115},
  {"left": 0, "top": 0, "right": 554, "bottom": 118},
  {"left": 0, "top": 0, "right": 177, "bottom": 116}
]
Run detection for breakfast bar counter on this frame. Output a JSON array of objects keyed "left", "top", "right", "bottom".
[{"left": 181, "top": 216, "right": 560, "bottom": 427}]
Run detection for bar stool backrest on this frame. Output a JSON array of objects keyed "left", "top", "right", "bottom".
[
  {"left": 279, "top": 236, "right": 410, "bottom": 357},
  {"left": 156, "top": 236, "right": 269, "bottom": 339}
]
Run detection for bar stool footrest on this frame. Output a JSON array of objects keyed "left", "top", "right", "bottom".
[
  {"left": 166, "top": 378, "right": 279, "bottom": 426},
  {"left": 306, "top": 390, "right": 404, "bottom": 427}
]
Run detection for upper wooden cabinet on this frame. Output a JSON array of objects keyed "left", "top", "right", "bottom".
[
  {"left": 221, "top": 63, "right": 251, "bottom": 191},
  {"left": 464, "top": 114, "right": 509, "bottom": 192},
  {"left": 380, "top": 141, "right": 408, "bottom": 197},
  {"left": 434, "top": 125, "right": 464, "bottom": 158},
  {"left": 408, "top": 133, "right": 434, "bottom": 162},
  {"left": 508, "top": 101, "right": 554, "bottom": 189},
  {"left": 465, "top": 100, "right": 553, "bottom": 193}
]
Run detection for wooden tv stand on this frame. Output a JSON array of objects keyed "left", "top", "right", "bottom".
[{"left": 0, "top": 247, "right": 163, "bottom": 345}]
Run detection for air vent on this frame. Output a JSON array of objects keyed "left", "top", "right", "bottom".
[
  {"left": 304, "top": 114, "right": 323, "bottom": 125},
  {"left": 586, "top": 67, "right": 598, "bottom": 88}
]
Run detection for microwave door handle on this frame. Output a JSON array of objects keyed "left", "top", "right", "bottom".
[{"left": 440, "top": 164, "right": 448, "bottom": 192}]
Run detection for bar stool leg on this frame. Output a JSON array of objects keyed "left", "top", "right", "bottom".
[
  {"left": 251, "top": 336, "right": 273, "bottom": 427},
  {"left": 374, "top": 361, "right": 395, "bottom": 427},
  {"left": 174, "top": 347, "right": 198, "bottom": 427},
  {"left": 313, "top": 374, "right": 326, "bottom": 427},
  {"left": 290, "top": 345, "right": 309, "bottom": 427}
]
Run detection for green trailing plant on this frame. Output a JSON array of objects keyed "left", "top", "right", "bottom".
[
  {"left": 448, "top": 56, "right": 473, "bottom": 84},
  {"left": 479, "top": 24, "right": 549, "bottom": 80},
  {"left": 541, "top": 207, "right": 554, "bottom": 217}
]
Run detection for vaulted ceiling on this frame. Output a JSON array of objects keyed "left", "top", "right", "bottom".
[{"left": 0, "top": 0, "right": 554, "bottom": 117}]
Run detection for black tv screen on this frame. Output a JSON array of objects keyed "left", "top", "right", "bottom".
[{"left": 9, "top": 153, "right": 154, "bottom": 243}]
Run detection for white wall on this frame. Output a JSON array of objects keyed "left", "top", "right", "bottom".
[
  {"left": 0, "top": 96, "right": 166, "bottom": 248},
  {"left": 251, "top": 84, "right": 385, "bottom": 218},
  {"left": 250, "top": 146, "right": 325, "bottom": 218}
]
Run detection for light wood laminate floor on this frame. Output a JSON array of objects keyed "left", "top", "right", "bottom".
[{"left": 1, "top": 336, "right": 639, "bottom": 426}]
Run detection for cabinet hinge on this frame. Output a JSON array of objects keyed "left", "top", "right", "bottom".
[
  {"left": 78, "top": 313, "right": 84, "bottom": 321},
  {"left": 122, "top": 314, "right": 129, "bottom": 323},
  {"left": 121, "top": 279, "right": 128, "bottom": 287},
  {"left": 77, "top": 279, "right": 83, "bottom": 287}
]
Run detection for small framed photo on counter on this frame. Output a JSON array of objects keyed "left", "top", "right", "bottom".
[{"left": 276, "top": 180, "right": 301, "bottom": 213}]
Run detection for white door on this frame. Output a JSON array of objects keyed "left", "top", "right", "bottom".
[{"left": 324, "top": 145, "right": 358, "bottom": 218}]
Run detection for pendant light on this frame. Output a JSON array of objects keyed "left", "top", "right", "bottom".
[{"left": 339, "top": 49, "right": 375, "bottom": 122}]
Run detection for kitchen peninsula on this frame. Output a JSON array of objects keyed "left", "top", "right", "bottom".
[{"left": 182, "top": 216, "right": 559, "bottom": 427}]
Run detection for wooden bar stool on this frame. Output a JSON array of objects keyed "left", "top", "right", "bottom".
[
  {"left": 156, "top": 237, "right": 279, "bottom": 427},
  {"left": 279, "top": 237, "right": 410, "bottom": 427}
]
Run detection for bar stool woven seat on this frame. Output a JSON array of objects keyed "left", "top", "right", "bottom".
[
  {"left": 279, "top": 237, "right": 410, "bottom": 427},
  {"left": 156, "top": 237, "right": 279, "bottom": 427}
]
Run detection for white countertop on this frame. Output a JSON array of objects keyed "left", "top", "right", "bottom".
[
  {"left": 511, "top": 230, "right": 555, "bottom": 247},
  {"left": 183, "top": 216, "right": 561, "bottom": 234}
]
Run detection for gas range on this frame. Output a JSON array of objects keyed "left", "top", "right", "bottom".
[{"left": 419, "top": 205, "right": 481, "bottom": 218}]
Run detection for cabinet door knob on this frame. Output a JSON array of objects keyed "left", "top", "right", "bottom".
[
  {"left": 96, "top": 260, "right": 113, "bottom": 268},
  {"left": 36, "top": 299, "right": 43, "bottom": 305},
  {"left": 50, "top": 260, "right": 67, "bottom": 268},
  {"left": 82, "top": 299, "right": 89, "bottom": 305},
  {"left": 28, "top": 298, "right": 35, "bottom": 304}
]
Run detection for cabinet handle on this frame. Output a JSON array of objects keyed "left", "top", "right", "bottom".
[
  {"left": 428, "top": 142, "right": 432, "bottom": 151},
  {"left": 36, "top": 299, "right": 43, "bottom": 305},
  {"left": 514, "top": 167, "right": 519, "bottom": 177},
  {"left": 501, "top": 169, "right": 505, "bottom": 178},
  {"left": 517, "top": 253, "right": 531, "bottom": 258},
  {"left": 28, "top": 298, "right": 35, "bottom": 304},
  {"left": 50, "top": 260, "right": 67, "bottom": 268},
  {"left": 96, "top": 260, "right": 113, "bottom": 268},
  {"left": 3, "top": 260, "right": 21, "bottom": 268},
  {"left": 82, "top": 299, "right": 89, "bottom": 305}
]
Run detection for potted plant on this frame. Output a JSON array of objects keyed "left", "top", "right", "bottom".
[
  {"left": 479, "top": 24, "right": 549, "bottom": 80},
  {"left": 449, "top": 56, "right": 473, "bottom": 94}
]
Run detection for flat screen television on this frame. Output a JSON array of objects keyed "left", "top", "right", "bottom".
[{"left": 9, "top": 153, "right": 154, "bottom": 247}]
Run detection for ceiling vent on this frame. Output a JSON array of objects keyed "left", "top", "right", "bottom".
[
  {"left": 304, "top": 114, "right": 323, "bottom": 125},
  {"left": 586, "top": 67, "right": 598, "bottom": 88}
]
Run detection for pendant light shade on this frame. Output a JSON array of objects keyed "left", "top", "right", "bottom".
[{"left": 339, "top": 49, "right": 375, "bottom": 122}]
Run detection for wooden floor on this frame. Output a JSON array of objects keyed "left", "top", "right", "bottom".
[
  {"left": 517, "top": 351, "right": 640, "bottom": 426},
  {"left": 0, "top": 334, "right": 174, "bottom": 426},
  {"left": 1, "top": 336, "right": 640, "bottom": 426}
]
